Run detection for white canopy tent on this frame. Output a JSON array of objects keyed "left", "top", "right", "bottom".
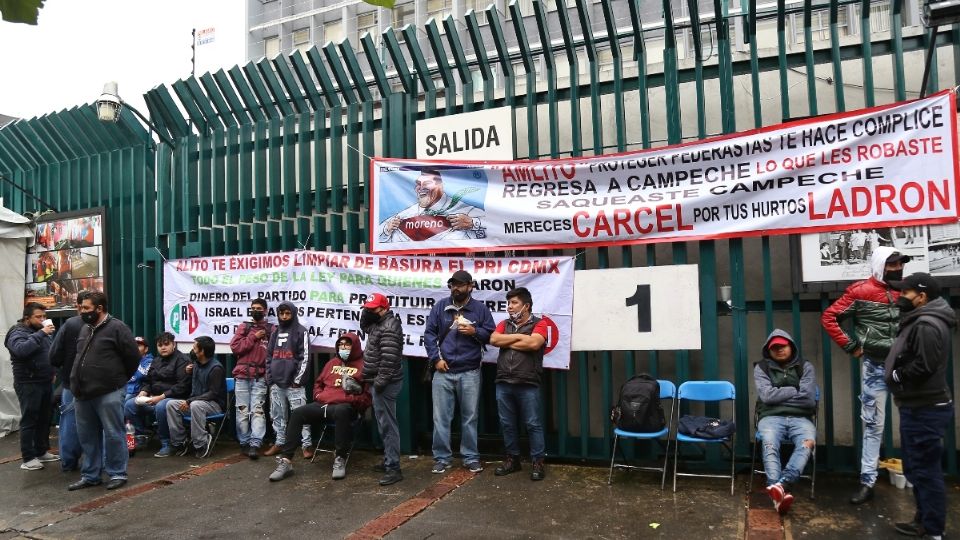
[{"left": 0, "top": 206, "right": 34, "bottom": 437}]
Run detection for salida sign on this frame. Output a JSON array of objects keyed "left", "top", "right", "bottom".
[
  {"left": 373, "top": 91, "right": 959, "bottom": 255},
  {"left": 416, "top": 107, "right": 514, "bottom": 161}
]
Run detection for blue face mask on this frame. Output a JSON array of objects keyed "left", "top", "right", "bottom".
[{"left": 338, "top": 349, "right": 350, "bottom": 361}]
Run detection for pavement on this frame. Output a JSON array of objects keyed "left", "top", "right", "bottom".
[{"left": 0, "top": 434, "right": 956, "bottom": 539}]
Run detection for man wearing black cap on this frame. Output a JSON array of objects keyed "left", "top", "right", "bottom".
[
  {"left": 424, "top": 270, "right": 495, "bottom": 474},
  {"left": 821, "top": 246, "right": 909, "bottom": 504},
  {"left": 884, "top": 273, "right": 955, "bottom": 540}
]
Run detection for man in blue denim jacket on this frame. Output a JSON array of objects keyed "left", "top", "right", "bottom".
[{"left": 424, "top": 270, "right": 495, "bottom": 474}]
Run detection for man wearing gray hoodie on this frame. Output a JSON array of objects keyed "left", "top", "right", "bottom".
[
  {"left": 262, "top": 301, "right": 312, "bottom": 458},
  {"left": 884, "top": 273, "right": 955, "bottom": 540},
  {"left": 754, "top": 330, "right": 817, "bottom": 516},
  {"left": 821, "top": 245, "right": 908, "bottom": 504}
]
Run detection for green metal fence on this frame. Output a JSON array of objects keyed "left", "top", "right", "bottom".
[{"left": 0, "top": 0, "right": 956, "bottom": 473}]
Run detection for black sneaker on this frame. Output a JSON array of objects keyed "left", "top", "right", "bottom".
[
  {"left": 530, "top": 458, "right": 546, "bottom": 481},
  {"left": 246, "top": 446, "right": 260, "bottom": 460},
  {"left": 495, "top": 455, "right": 522, "bottom": 476},
  {"left": 172, "top": 444, "right": 188, "bottom": 457},
  {"left": 895, "top": 521, "right": 924, "bottom": 537},
  {"left": 379, "top": 469, "right": 403, "bottom": 486}
]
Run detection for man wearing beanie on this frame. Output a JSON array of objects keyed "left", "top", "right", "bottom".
[{"left": 884, "top": 273, "right": 955, "bottom": 540}]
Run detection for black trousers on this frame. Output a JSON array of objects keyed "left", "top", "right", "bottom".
[
  {"left": 281, "top": 402, "right": 356, "bottom": 458},
  {"left": 14, "top": 381, "right": 53, "bottom": 461}
]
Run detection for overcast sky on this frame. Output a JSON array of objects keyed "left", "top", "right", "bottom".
[{"left": 0, "top": 0, "right": 246, "bottom": 120}]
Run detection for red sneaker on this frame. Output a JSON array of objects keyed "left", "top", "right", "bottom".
[
  {"left": 777, "top": 492, "right": 795, "bottom": 515},
  {"left": 766, "top": 483, "right": 785, "bottom": 506}
]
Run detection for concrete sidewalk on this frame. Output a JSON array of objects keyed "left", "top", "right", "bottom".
[{"left": 0, "top": 434, "right": 954, "bottom": 539}]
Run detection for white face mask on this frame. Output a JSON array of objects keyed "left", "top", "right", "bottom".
[
  {"left": 509, "top": 307, "right": 527, "bottom": 322},
  {"left": 338, "top": 349, "right": 350, "bottom": 360}
]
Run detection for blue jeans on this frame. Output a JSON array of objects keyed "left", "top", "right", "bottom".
[
  {"left": 900, "top": 404, "right": 953, "bottom": 537},
  {"left": 235, "top": 378, "right": 268, "bottom": 448},
  {"left": 496, "top": 383, "right": 545, "bottom": 460},
  {"left": 432, "top": 368, "right": 481, "bottom": 465},
  {"left": 75, "top": 388, "right": 127, "bottom": 482},
  {"left": 269, "top": 385, "right": 310, "bottom": 447},
  {"left": 373, "top": 380, "right": 403, "bottom": 471},
  {"left": 757, "top": 415, "right": 816, "bottom": 485},
  {"left": 123, "top": 396, "right": 173, "bottom": 441},
  {"left": 59, "top": 388, "right": 82, "bottom": 471},
  {"left": 859, "top": 359, "right": 888, "bottom": 486}
]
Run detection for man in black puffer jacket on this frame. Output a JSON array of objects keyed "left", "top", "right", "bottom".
[
  {"left": 360, "top": 293, "right": 405, "bottom": 486},
  {"left": 884, "top": 273, "right": 956, "bottom": 540},
  {"left": 5, "top": 302, "right": 57, "bottom": 470}
]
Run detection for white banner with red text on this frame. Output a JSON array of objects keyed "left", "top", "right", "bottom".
[
  {"left": 370, "top": 91, "right": 960, "bottom": 255},
  {"left": 163, "top": 251, "right": 574, "bottom": 369}
]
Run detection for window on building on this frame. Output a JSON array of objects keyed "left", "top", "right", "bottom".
[
  {"left": 426, "top": 0, "right": 452, "bottom": 22},
  {"left": 464, "top": 0, "right": 489, "bottom": 24},
  {"left": 357, "top": 11, "right": 378, "bottom": 41},
  {"left": 393, "top": 2, "right": 414, "bottom": 29},
  {"left": 265, "top": 35, "right": 280, "bottom": 58},
  {"left": 293, "top": 28, "right": 311, "bottom": 53},
  {"left": 323, "top": 19, "right": 344, "bottom": 44}
]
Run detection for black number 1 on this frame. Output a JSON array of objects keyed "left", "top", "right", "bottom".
[{"left": 625, "top": 284, "right": 652, "bottom": 333}]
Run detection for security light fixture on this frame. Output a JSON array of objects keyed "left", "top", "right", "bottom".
[
  {"left": 924, "top": 0, "right": 960, "bottom": 27},
  {"left": 95, "top": 82, "right": 174, "bottom": 148}
]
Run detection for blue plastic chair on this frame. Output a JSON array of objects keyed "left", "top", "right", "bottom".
[
  {"left": 608, "top": 379, "right": 676, "bottom": 489},
  {"left": 180, "top": 377, "right": 235, "bottom": 457},
  {"left": 672, "top": 380, "right": 737, "bottom": 494},
  {"left": 749, "top": 387, "right": 820, "bottom": 499}
]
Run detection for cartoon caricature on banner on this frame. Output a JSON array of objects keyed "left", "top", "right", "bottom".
[
  {"left": 163, "top": 251, "right": 574, "bottom": 369},
  {"left": 370, "top": 91, "right": 960, "bottom": 255}
]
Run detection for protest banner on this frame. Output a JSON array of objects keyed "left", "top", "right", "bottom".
[
  {"left": 163, "top": 251, "right": 574, "bottom": 369},
  {"left": 370, "top": 91, "right": 960, "bottom": 255}
]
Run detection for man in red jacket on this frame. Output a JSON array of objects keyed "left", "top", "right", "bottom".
[
  {"left": 229, "top": 299, "right": 274, "bottom": 459},
  {"left": 821, "top": 246, "right": 908, "bottom": 505},
  {"left": 268, "top": 333, "right": 370, "bottom": 482}
]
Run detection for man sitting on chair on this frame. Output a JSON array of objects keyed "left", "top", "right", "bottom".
[
  {"left": 165, "top": 336, "right": 226, "bottom": 459},
  {"left": 269, "top": 333, "right": 370, "bottom": 482},
  {"left": 754, "top": 329, "right": 817, "bottom": 515}
]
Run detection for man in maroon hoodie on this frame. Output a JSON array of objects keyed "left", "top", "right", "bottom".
[
  {"left": 230, "top": 299, "right": 274, "bottom": 459},
  {"left": 268, "top": 333, "right": 370, "bottom": 482}
]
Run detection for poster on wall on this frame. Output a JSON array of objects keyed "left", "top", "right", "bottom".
[
  {"left": 370, "top": 91, "right": 960, "bottom": 255},
  {"left": 24, "top": 209, "right": 106, "bottom": 315},
  {"left": 163, "top": 250, "right": 575, "bottom": 369},
  {"left": 799, "top": 222, "right": 960, "bottom": 282}
]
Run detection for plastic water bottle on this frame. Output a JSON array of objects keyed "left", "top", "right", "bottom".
[{"left": 125, "top": 420, "right": 136, "bottom": 455}]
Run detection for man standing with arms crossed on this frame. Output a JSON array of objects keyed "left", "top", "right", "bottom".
[
  {"left": 424, "top": 270, "right": 495, "bottom": 474},
  {"left": 821, "top": 246, "right": 908, "bottom": 504},
  {"left": 885, "top": 273, "right": 955, "bottom": 540}
]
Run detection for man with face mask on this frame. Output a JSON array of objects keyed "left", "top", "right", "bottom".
[
  {"left": 884, "top": 273, "right": 955, "bottom": 540},
  {"left": 490, "top": 287, "right": 550, "bottom": 481},
  {"left": 164, "top": 336, "right": 227, "bottom": 458},
  {"left": 230, "top": 298, "right": 274, "bottom": 459},
  {"left": 359, "top": 293, "right": 405, "bottom": 486},
  {"left": 68, "top": 291, "right": 140, "bottom": 491},
  {"left": 821, "top": 246, "right": 910, "bottom": 504},
  {"left": 263, "top": 302, "right": 312, "bottom": 458},
  {"left": 424, "top": 270, "right": 496, "bottom": 474},
  {"left": 49, "top": 291, "right": 91, "bottom": 472}
]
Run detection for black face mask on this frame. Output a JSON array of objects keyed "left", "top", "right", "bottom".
[
  {"left": 884, "top": 269, "right": 903, "bottom": 283},
  {"left": 190, "top": 351, "right": 199, "bottom": 363},
  {"left": 452, "top": 290, "right": 469, "bottom": 303},
  {"left": 251, "top": 310, "right": 265, "bottom": 322},
  {"left": 896, "top": 296, "right": 916, "bottom": 313},
  {"left": 359, "top": 308, "right": 380, "bottom": 329},
  {"left": 81, "top": 311, "right": 98, "bottom": 325}
]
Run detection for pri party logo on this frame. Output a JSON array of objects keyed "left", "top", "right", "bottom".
[{"left": 169, "top": 303, "right": 199, "bottom": 335}]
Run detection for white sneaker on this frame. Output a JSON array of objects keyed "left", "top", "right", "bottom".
[
  {"left": 20, "top": 458, "right": 43, "bottom": 470},
  {"left": 332, "top": 456, "right": 347, "bottom": 480},
  {"left": 37, "top": 452, "right": 60, "bottom": 462}
]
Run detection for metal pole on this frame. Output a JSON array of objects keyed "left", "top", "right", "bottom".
[
  {"left": 920, "top": 25, "right": 939, "bottom": 98},
  {"left": 122, "top": 101, "right": 176, "bottom": 148}
]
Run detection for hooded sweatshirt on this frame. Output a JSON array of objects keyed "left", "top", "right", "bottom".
[
  {"left": 313, "top": 332, "right": 371, "bottom": 410},
  {"left": 265, "top": 301, "right": 309, "bottom": 388},
  {"left": 754, "top": 329, "right": 817, "bottom": 420},
  {"left": 884, "top": 296, "right": 956, "bottom": 408},
  {"left": 821, "top": 246, "right": 902, "bottom": 361},
  {"left": 230, "top": 318, "right": 275, "bottom": 380}
]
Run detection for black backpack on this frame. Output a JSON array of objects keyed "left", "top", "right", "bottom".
[{"left": 610, "top": 374, "right": 665, "bottom": 432}]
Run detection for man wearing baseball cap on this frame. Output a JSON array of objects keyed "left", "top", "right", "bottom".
[
  {"left": 821, "top": 246, "right": 910, "bottom": 504},
  {"left": 359, "top": 293, "right": 405, "bottom": 485},
  {"left": 884, "top": 273, "right": 955, "bottom": 540},
  {"left": 424, "top": 270, "right": 495, "bottom": 474},
  {"left": 753, "top": 330, "right": 818, "bottom": 515}
]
